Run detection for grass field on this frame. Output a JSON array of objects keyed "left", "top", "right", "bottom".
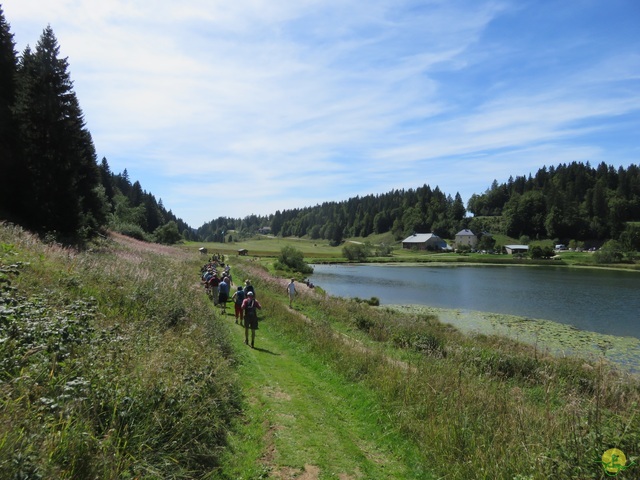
[
  {"left": 2, "top": 224, "right": 638, "bottom": 479},
  {"left": 184, "top": 234, "right": 636, "bottom": 269}
]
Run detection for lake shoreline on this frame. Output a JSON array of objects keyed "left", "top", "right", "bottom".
[
  {"left": 386, "top": 304, "right": 640, "bottom": 375},
  {"left": 358, "top": 260, "right": 640, "bottom": 272}
]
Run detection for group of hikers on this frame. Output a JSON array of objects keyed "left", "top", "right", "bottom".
[
  {"left": 200, "top": 256, "right": 305, "bottom": 349},
  {"left": 200, "top": 258, "right": 262, "bottom": 348}
]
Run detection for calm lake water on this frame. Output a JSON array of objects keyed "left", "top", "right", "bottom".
[{"left": 310, "top": 264, "right": 640, "bottom": 339}]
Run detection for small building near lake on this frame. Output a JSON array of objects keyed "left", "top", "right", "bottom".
[
  {"left": 402, "top": 233, "right": 448, "bottom": 251},
  {"left": 504, "top": 245, "right": 529, "bottom": 255}
]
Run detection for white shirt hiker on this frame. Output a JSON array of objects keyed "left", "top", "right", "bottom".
[{"left": 287, "top": 280, "right": 297, "bottom": 306}]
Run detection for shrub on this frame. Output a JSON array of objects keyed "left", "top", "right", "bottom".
[
  {"left": 275, "top": 246, "right": 313, "bottom": 274},
  {"left": 594, "top": 240, "right": 625, "bottom": 264},
  {"left": 153, "top": 221, "right": 182, "bottom": 244},
  {"left": 342, "top": 243, "right": 370, "bottom": 261},
  {"left": 352, "top": 296, "right": 380, "bottom": 306},
  {"left": 110, "top": 221, "right": 149, "bottom": 241},
  {"left": 375, "top": 243, "right": 393, "bottom": 256},
  {"left": 391, "top": 331, "right": 446, "bottom": 357},
  {"left": 412, "top": 333, "right": 446, "bottom": 357},
  {"left": 353, "top": 313, "right": 375, "bottom": 331}
]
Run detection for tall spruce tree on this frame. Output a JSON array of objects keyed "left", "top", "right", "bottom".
[
  {"left": 0, "top": 6, "right": 19, "bottom": 218},
  {"left": 13, "top": 25, "right": 105, "bottom": 237}
]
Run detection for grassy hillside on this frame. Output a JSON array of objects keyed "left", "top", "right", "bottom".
[
  {"left": 2, "top": 224, "right": 639, "bottom": 479},
  {"left": 0, "top": 225, "right": 240, "bottom": 478}
]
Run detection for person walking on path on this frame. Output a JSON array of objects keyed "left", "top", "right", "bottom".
[
  {"left": 286, "top": 278, "right": 297, "bottom": 308},
  {"left": 208, "top": 273, "right": 220, "bottom": 306},
  {"left": 242, "top": 291, "right": 262, "bottom": 348},
  {"left": 218, "top": 276, "right": 230, "bottom": 314},
  {"left": 244, "top": 279, "right": 255, "bottom": 298},
  {"left": 232, "top": 286, "right": 245, "bottom": 325}
]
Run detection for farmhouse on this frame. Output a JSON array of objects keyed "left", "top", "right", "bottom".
[
  {"left": 402, "top": 233, "right": 448, "bottom": 251},
  {"left": 238, "top": 248, "right": 248, "bottom": 256},
  {"left": 504, "top": 245, "right": 529, "bottom": 255},
  {"left": 455, "top": 229, "right": 477, "bottom": 248}
]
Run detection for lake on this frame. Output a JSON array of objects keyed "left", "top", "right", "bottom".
[{"left": 310, "top": 264, "right": 640, "bottom": 340}]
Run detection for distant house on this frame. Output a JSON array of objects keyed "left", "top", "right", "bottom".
[
  {"left": 402, "top": 233, "right": 448, "bottom": 251},
  {"left": 238, "top": 249, "right": 248, "bottom": 256},
  {"left": 504, "top": 245, "right": 529, "bottom": 255},
  {"left": 455, "top": 229, "right": 477, "bottom": 248},
  {"left": 257, "top": 226, "right": 271, "bottom": 235}
]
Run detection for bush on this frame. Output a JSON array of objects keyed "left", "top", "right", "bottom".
[
  {"left": 594, "top": 240, "right": 625, "bottom": 264},
  {"left": 353, "top": 297, "right": 380, "bottom": 306},
  {"left": 457, "top": 244, "right": 471, "bottom": 254},
  {"left": 353, "top": 313, "right": 375, "bottom": 331},
  {"left": 110, "top": 221, "right": 150, "bottom": 241},
  {"left": 153, "top": 221, "right": 182, "bottom": 244},
  {"left": 375, "top": 243, "right": 393, "bottom": 256},
  {"left": 529, "top": 245, "right": 554, "bottom": 259},
  {"left": 391, "top": 331, "right": 446, "bottom": 357},
  {"left": 275, "top": 246, "right": 313, "bottom": 274},
  {"left": 342, "top": 243, "right": 371, "bottom": 261}
]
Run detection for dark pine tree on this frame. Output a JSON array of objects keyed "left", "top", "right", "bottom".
[
  {"left": 99, "top": 157, "right": 116, "bottom": 206},
  {"left": 13, "top": 26, "right": 105, "bottom": 237},
  {"left": 0, "top": 6, "right": 20, "bottom": 219}
]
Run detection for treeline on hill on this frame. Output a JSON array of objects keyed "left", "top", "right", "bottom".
[
  {"left": 0, "top": 8, "right": 192, "bottom": 244},
  {"left": 467, "top": 162, "right": 640, "bottom": 242},
  {"left": 197, "top": 188, "right": 467, "bottom": 244},
  {"left": 97, "top": 160, "right": 195, "bottom": 242},
  {"left": 199, "top": 161, "right": 640, "bottom": 249}
]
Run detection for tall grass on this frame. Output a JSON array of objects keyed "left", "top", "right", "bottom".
[
  {"left": 3, "top": 224, "right": 638, "bottom": 479},
  {"left": 0, "top": 224, "right": 240, "bottom": 478},
  {"left": 235, "top": 259, "right": 640, "bottom": 479}
]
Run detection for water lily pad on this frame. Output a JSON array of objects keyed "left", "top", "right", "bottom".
[{"left": 388, "top": 304, "right": 640, "bottom": 374}]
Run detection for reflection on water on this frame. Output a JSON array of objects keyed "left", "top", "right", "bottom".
[{"left": 310, "top": 264, "right": 640, "bottom": 339}]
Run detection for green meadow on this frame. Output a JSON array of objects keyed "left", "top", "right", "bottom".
[
  {"left": 1, "top": 224, "right": 638, "bottom": 479},
  {"left": 189, "top": 233, "right": 624, "bottom": 268}
]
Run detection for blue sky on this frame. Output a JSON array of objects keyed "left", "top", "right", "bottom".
[{"left": 4, "top": 0, "right": 640, "bottom": 228}]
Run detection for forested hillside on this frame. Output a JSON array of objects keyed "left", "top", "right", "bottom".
[
  {"left": 197, "top": 186, "right": 466, "bottom": 244},
  {"left": 0, "top": 8, "right": 191, "bottom": 244},
  {"left": 467, "top": 162, "right": 640, "bottom": 241},
  {"left": 96, "top": 159, "right": 194, "bottom": 242},
  {"left": 198, "top": 162, "right": 640, "bottom": 248}
]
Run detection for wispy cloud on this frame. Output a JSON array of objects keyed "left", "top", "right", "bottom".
[{"left": 4, "top": 0, "right": 640, "bottom": 226}]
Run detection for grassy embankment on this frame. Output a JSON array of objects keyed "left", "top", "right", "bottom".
[
  {"left": 221, "top": 253, "right": 640, "bottom": 479},
  {"left": 0, "top": 225, "right": 240, "bottom": 478},
  {"left": 200, "top": 234, "right": 639, "bottom": 478},
  {"left": 2, "top": 225, "right": 639, "bottom": 479}
]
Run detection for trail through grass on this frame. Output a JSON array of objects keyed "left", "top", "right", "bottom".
[
  {"left": 217, "top": 308, "right": 429, "bottom": 479},
  {"left": 4, "top": 225, "right": 636, "bottom": 479}
]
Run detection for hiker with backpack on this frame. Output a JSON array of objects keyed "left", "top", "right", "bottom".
[
  {"left": 241, "top": 291, "right": 262, "bottom": 348},
  {"left": 243, "top": 279, "right": 255, "bottom": 298},
  {"left": 218, "top": 276, "right": 230, "bottom": 313},
  {"left": 232, "top": 286, "right": 245, "bottom": 325},
  {"left": 206, "top": 272, "right": 220, "bottom": 305}
]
